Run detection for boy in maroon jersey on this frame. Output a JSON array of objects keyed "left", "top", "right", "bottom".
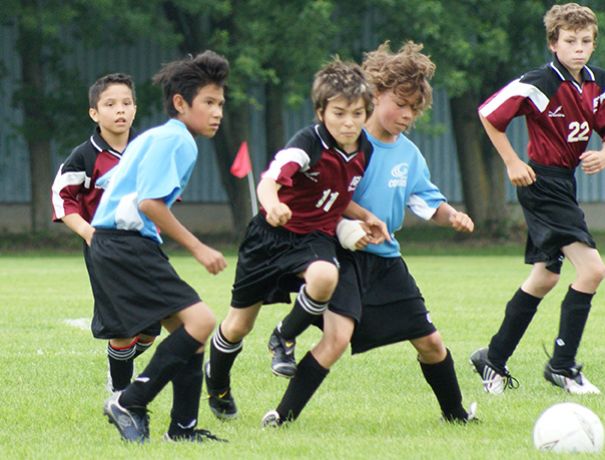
[
  {"left": 471, "top": 3, "right": 605, "bottom": 395},
  {"left": 204, "top": 58, "right": 387, "bottom": 420},
  {"left": 51, "top": 74, "right": 158, "bottom": 393}
]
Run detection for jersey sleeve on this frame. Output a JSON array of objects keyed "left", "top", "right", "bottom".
[
  {"left": 592, "top": 70, "right": 605, "bottom": 140},
  {"left": 479, "top": 76, "right": 549, "bottom": 132},
  {"left": 136, "top": 135, "right": 190, "bottom": 204},
  {"left": 261, "top": 127, "right": 314, "bottom": 187},
  {"left": 407, "top": 155, "right": 446, "bottom": 220},
  {"left": 51, "top": 148, "right": 88, "bottom": 221}
]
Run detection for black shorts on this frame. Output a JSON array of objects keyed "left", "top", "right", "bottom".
[
  {"left": 519, "top": 161, "right": 596, "bottom": 274},
  {"left": 83, "top": 243, "right": 160, "bottom": 339},
  {"left": 231, "top": 214, "right": 339, "bottom": 307},
  {"left": 89, "top": 229, "right": 200, "bottom": 339},
  {"left": 329, "top": 250, "right": 436, "bottom": 354}
]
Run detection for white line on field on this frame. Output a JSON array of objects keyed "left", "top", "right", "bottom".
[{"left": 63, "top": 318, "right": 90, "bottom": 331}]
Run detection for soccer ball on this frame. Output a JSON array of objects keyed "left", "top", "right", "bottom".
[{"left": 533, "top": 402, "right": 604, "bottom": 453}]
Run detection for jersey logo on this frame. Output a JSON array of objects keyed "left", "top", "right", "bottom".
[
  {"left": 303, "top": 171, "right": 320, "bottom": 182},
  {"left": 388, "top": 163, "right": 408, "bottom": 188},
  {"left": 348, "top": 175, "right": 362, "bottom": 191},
  {"left": 548, "top": 106, "right": 565, "bottom": 118},
  {"left": 594, "top": 93, "right": 605, "bottom": 113}
]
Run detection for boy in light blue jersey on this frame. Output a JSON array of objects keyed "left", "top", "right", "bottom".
[
  {"left": 90, "top": 51, "right": 229, "bottom": 444},
  {"left": 263, "top": 41, "right": 476, "bottom": 426}
]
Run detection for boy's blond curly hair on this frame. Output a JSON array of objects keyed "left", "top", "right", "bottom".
[
  {"left": 362, "top": 41, "right": 435, "bottom": 115},
  {"left": 544, "top": 3, "right": 598, "bottom": 45}
]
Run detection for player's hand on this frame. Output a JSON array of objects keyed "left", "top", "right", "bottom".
[
  {"left": 362, "top": 213, "right": 391, "bottom": 245},
  {"left": 194, "top": 244, "right": 227, "bottom": 275},
  {"left": 449, "top": 211, "right": 474, "bottom": 233},
  {"left": 507, "top": 159, "right": 536, "bottom": 186},
  {"left": 580, "top": 150, "right": 605, "bottom": 175},
  {"left": 266, "top": 203, "right": 292, "bottom": 227}
]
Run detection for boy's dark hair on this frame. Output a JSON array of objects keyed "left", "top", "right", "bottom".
[
  {"left": 312, "top": 57, "right": 373, "bottom": 117},
  {"left": 89, "top": 73, "right": 135, "bottom": 109},
  {"left": 363, "top": 41, "right": 435, "bottom": 116},
  {"left": 153, "top": 50, "right": 230, "bottom": 117},
  {"left": 544, "top": 3, "right": 598, "bottom": 45}
]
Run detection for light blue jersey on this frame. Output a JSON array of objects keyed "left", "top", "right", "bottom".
[
  {"left": 354, "top": 130, "right": 446, "bottom": 257},
  {"left": 92, "top": 119, "right": 198, "bottom": 244}
]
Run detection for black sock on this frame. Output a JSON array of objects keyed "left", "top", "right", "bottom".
[
  {"left": 276, "top": 351, "right": 329, "bottom": 422},
  {"left": 168, "top": 352, "right": 204, "bottom": 435},
  {"left": 550, "top": 286, "right": 593, "bottom": 369},
  {"left": 488, "top": 288, "right": 542, "bottom": 368},
  {"left": 207, "top": 325, "right": 243, "bottom": 391},
  {"left": 119, "top": 326, "right": 202, "bottom": 410},
  {"left": 419, "top": 349, "right": 466, "bottom": 421},
  {"left": 107, "top": 340, "right": 137, "bottom": 392},
  {"left": 279, "top": 285, "right": 328, "bottom": 340},
  {"left": 134, "top": 337, "right": 155, "bottom": 358}
]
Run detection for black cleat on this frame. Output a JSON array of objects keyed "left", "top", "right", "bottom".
[
  {"left": 163, "top": 428, "right": 228, "bottom": 443},
  {"left": 261, "top": 410, "right": 284, "bottom": 428},
  {"left": 268, "top": 327, "right": 297, "bottom": 378},
  {"left": 205, "top": 362, "right": 238, "bottom": 420},
  {"left": 544, "top": 363, "right": 601, "bottom": 394},
  {"left": 442, "top": 402, "right": 479, "bottom": 424},
  {"left": 103, "top": 391, "right": 149, "bottom": 443},
  {"left": 470, "top": 347, "right": 518, "bottom": 395}
]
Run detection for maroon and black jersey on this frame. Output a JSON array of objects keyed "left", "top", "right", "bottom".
[
  {"left": 479, "top": 56, "right": 605, "bottom": 169},
  {"left": 51, "top": 127, "right": 134, "bottom": 223},
  {"left": 261, "top": 123, "right": 373, "bottom": 235}
]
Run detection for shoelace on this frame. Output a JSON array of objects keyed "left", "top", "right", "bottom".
[{"left": 502, "top": 371, "right": 520, "bottom": 390}]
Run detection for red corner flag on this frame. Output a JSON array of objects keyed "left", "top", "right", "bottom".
[{"left": 230, "top": 141, "right": 252, "bottom": 178}]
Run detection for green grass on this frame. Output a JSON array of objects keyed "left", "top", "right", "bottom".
[{"left": 2, "top": 252, "right": 605, "bottom": 459}]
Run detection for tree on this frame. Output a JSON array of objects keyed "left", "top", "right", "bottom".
[{"left": 3, "top": 0, "right": 174, "bottom": 232}]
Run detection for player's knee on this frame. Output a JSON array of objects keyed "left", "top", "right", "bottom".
[
  {"left": 222, "top": 315, "right": 255, "bottom": 341},
  {"left": 413, "top": 332, "right": 446, "bottom": 362},
  {"left": 305, "top": 262, "right": 339, "bottom": 299}
]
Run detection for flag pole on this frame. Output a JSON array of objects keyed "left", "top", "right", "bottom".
[{"left": 247, "top": 171, "right": 258, "bottom": 215}]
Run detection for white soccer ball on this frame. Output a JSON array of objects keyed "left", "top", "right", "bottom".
[
  {"left": 533, "top": 402, "right": 604, "bottom": 453},
  {"left": 336, "top": 219, "right": 367, "bottom": 251}
]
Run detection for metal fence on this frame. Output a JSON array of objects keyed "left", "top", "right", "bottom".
[{"left": 1, "top": 26, "right": 604, "bottom": 204}]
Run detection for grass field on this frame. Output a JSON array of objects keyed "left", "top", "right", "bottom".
[{"left": 2, "top": 250, "right": 605, "bottom": 459}]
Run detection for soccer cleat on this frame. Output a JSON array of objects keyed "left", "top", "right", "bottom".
[
  {"left": 261, "top": 410, "right": 284, "bottom": 428},
  {"left": 205, "top": 362, "right": 238, "bottom": 420},
  {"left": 443, "top": 401, "right": 479, "bottom": 424},
  {"left": 470, "top": 347, "right": 519, "bottom": 395},
  {"left": 163, "top": 429, "right": 228, "bottom": 443},
  {"left": 544, "top": 363, "right": 601, "bottom": 395},
  {"left": 103, "top": 391, "right": 149, "bottom": 443},
  {"left": 268, "top": 328, "right": 297, "bottom": 378}
]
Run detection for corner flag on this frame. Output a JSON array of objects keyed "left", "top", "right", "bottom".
[{"left": 230, "top": 141, "right": 252, "bottom": 178}]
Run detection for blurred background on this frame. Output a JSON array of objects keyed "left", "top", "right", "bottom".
[{"left": 2, "top": 0, "right": 605, "bottom": 242}]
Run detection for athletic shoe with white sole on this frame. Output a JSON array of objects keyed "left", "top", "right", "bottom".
[
  {"left": 261, "top": 410, "right": 284, "bottom": 428},
  {"left": 443, "top": 401, "right": 479, "bottom": 424},
  {"left": 544, "top": 363, "right": 601, "bottom": 395},
  {"left": 205, "top": 362, "right": 238, "bottom": 420},
  {"left": 103, "top": 391, "right": 149, "bottom": 443},
  {"left": 268, "top": 328, "right": 297, "bottom": 378},
  {"left": 163, "top": 428, "right": 228, "bottom": 443},
  {"left": 470, "top": 347, "right": 518, "bottom": 395}
]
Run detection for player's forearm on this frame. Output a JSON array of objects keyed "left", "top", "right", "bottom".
[
  {"left": 256, "top": 178, "right": 281, "bottom": 210},
  {"left": 431, "top": 202, "right": 456, "bottom": 227},
  {"left": 139, "top": 198, "right": 202, "bottom": 253},
  {"left": 480, "top": 114, "right": 520, "bottom": 166},
  {"left": 62, "top": 213, "right": 94, "bottom": 244},
  {"left": 343, "top": 201, "right": 370, "bottom": 220}
]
